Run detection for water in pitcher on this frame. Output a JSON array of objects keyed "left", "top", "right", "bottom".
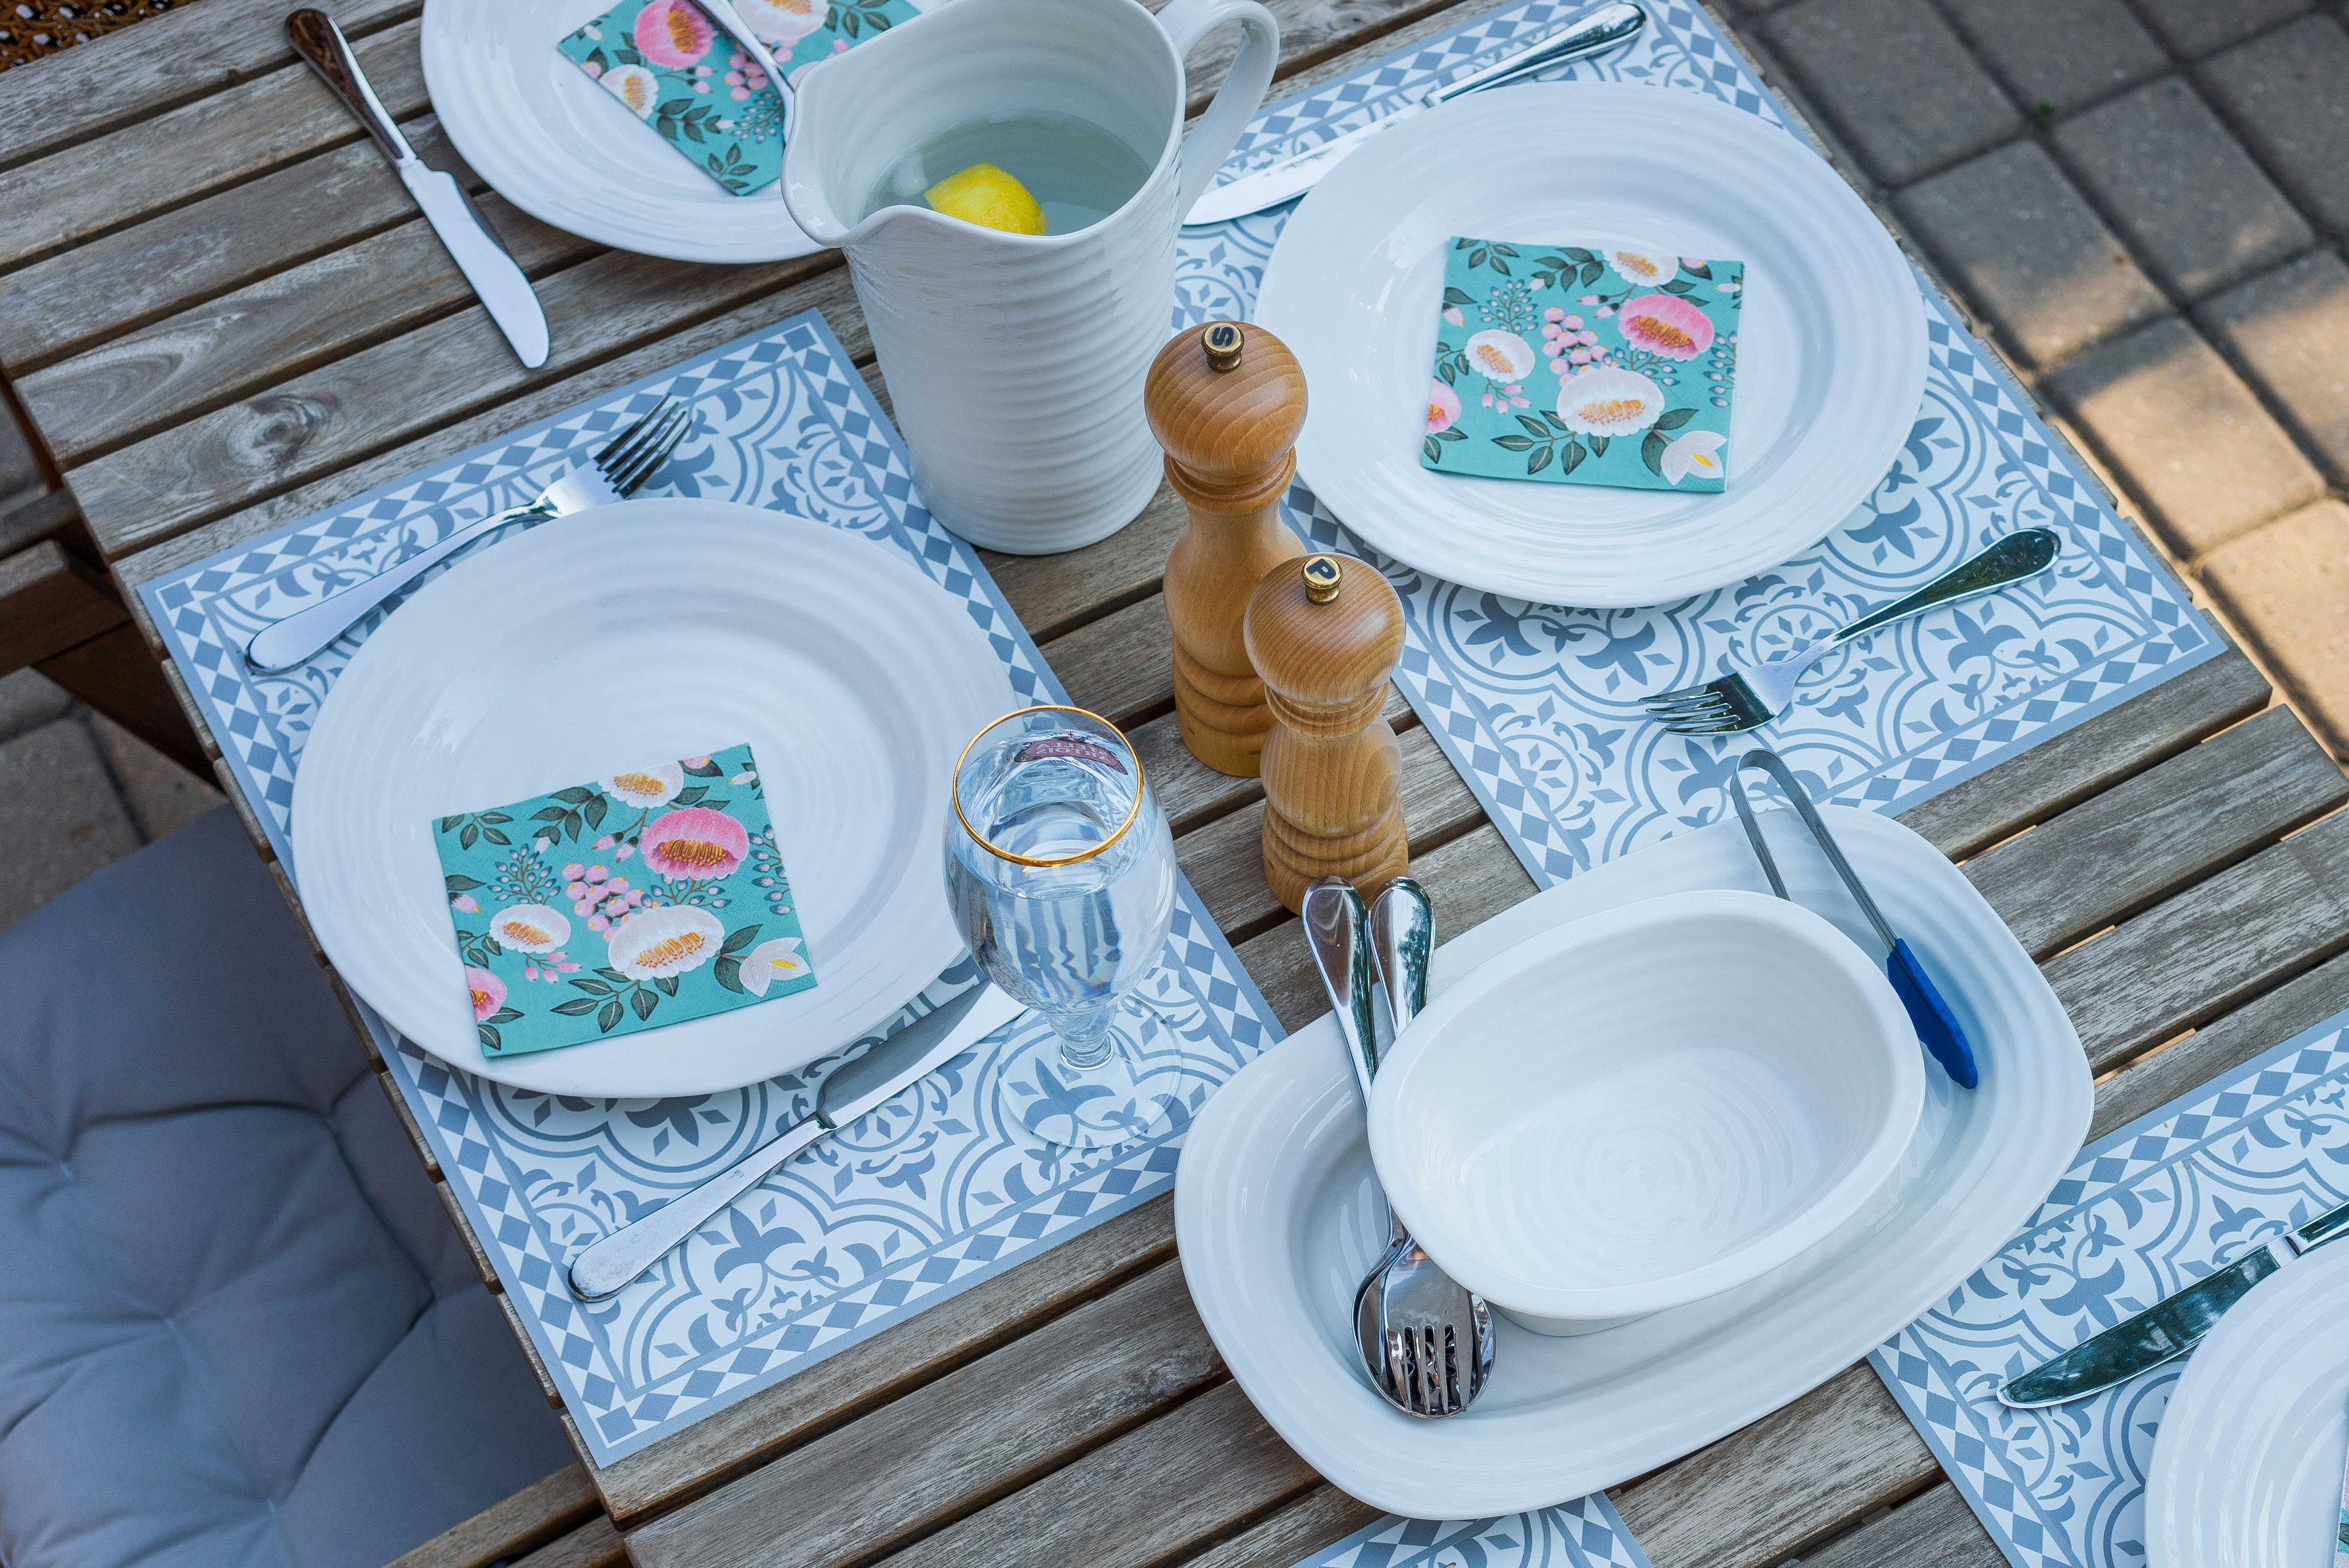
[
  {"left": 945, "top": 728, "right": 1175, "bottom": 1050},
  {"left": 866, "top": 111, "right": 1154, "bottom": 234}
]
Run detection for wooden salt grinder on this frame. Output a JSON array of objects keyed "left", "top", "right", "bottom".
[
  {"left": 1245, "top": 554, "right": 1408, "bottom": 914},
  {"left": 1145, "top": 320, "right": 1308, "bottom": 778}
]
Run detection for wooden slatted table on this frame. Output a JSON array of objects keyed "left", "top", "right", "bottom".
[{"left": 7, "top": 4, "right": 2346, "bottom": 1565}]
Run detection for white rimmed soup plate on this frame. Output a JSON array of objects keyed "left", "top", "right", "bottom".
[{"left": 1368, "top": 889, "right": 1925, "bottom": 1335}]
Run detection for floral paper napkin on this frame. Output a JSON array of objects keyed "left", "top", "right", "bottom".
[
  {"left": 437, "top": 741, "right": 814, "bottom": 1058},
  {"left": 1424, "top": 238, "right": 1744, "bottom": 492},
  {"left": 557, "top": 0, "right": 917, "bottom": 196}
]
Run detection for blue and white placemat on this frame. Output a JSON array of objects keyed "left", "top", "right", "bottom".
[
  {"left": 1289, "top": 1496, "right": 1651, "bottom": 1568},
  {"left": 137, "top": 312, "right": 1278, "bottom": 1464},
  {"left": 1176, "top": 0, "right": 2214, "bottom": 881},
  {"left": 1873, "top": 1008, "right": 2349, "bottom": 1568}
]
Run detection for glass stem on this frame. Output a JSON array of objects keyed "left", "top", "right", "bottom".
[{"left": 1053, "top": 1001, "right": 1119, "bottom": 1072}]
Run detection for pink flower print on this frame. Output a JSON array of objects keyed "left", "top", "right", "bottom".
[
  {"left": 1509, "top": 396, "right": 1529, "bottom": 408},
  {"left": 586, "top": 865, "right": 609, "bottom": 884},
  {"left": 564, "top": 862, "right": 586, "bottom": 879},
  {"left": 1617, "top": 294, "right": 1714, "bottom": 359},
  {"left": 1545, "top": 307, "right": 1564, "bottom": 322},
  {"left": 731, "top": 86, "right": 750, "bottom": 100},
  {"left": 633, "top": 0, "right": 715, "bottom": 67},
  {"left": 593, "top": 836, "right": 615, "bottom": 851},
  {"left": 582, "top": 60, "right": 604, "bottom": 77},
  {"left": 726, "top": 69, "right": 744, "bottom": 85},
  {"left": 524, "top": 964, "right": 540, "bottom": 982},
  {"left": 1596, "top": 304, "right": 1616, "bottom": 318},
  {"left": 1480, "top": 392, "right": 1495, "bottom": 408},
  {"left": 1426, "top": 380, "right": 1460, "bottom": 433},
  {"left": 1443, "top": 305, "right": 1465, "bottom": 326},
  {"left": 588, "top": 913, "right": 609, "bottom": 932},
  {"left": 683, "top": 755, "right": 712, "bottom": 768},
  {"left": 642, "top": 806, "right": 749, "bottom": 880},
  {"left": 697, "top": 64, "right": 714, "bottom": 75},
  {"left": 1562, "top": 314, "right": 1583, "bottom": 330},
  {"left": 1570, "top": 347, "right": 1592, "bottom": 364},
  {"left": 465, "top": 967, "right": 506, "bottom": 1022},
  {"left": 1681, "top": 256, "right": 1707, "bottom": 269},
  {"left": 1579, "top": 295, "right": 1599, "bottom": 306},
  {"left": 615, "top": 844, "right": 635, "bottom": 861},
  {"left": 1577, "top": 330, "right": 1597, "bottom": 346},
  {"left": 832, "top": 36, "right": 847, "bottom": 50},
  {"left": 451, "top": 893, "right": 480, "bottom": 913},
  {"left": 697, "top": 82, "right": 712, "bottom": 93}
]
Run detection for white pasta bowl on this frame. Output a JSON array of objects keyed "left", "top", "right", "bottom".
[{"left": 1366, "top": 888, "right": 1924, "bottom": 1336}]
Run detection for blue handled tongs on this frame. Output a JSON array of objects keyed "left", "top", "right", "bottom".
[{"left": 1727, "top": 747, "right": 1979, "bottom": 1089}]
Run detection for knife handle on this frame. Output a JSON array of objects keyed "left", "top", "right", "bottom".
[
  {"left": 1303, "top": 876, "right": 1381, "bottom": 1106},
  {"left": 1424, "top": 1, "right": 1646, "bottom": 105},
  {"left": 287, "top": 9, "right": 416, "bottom": 166},
  {"left": 568, "top": 1111, "right": 832, "bottom": 1301}
]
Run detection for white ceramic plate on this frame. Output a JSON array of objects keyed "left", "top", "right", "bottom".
[
  {"left": 1255, "top": 84, "right": 1927, "bottom": 609},
  {"left": 292, "top": 498, "right": 1016, "bottom": 1098},
  {"left": 1175, "top": 807, "right": 2090, "bottom": 1517},
  {"left": 2145, "top": 1241, "right": 2349, "bottom": 1568},
  {"left": 419, "top": 0, "right": 875, "bottom": 264}
]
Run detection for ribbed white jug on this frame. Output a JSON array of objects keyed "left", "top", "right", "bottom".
[{"left": 780, "top": 0, "right": 1277, "bottom": 554}]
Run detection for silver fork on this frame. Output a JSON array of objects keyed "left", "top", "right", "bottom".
[
  {"left": 1304, "top": 876, "right": 1493, "bottom": 1418},
  {"left": 1644, "top": 527, "right": 2061, "bottom": 736},
  {"left": 244, "top": 398, "right": 694, "bottom": 672}
]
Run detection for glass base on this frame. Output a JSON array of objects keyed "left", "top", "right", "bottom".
[{"left": 993, "top": 997, "right": 1200, "bottom": 1154}]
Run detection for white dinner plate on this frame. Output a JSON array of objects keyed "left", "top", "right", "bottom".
[
  {"left": 2145, "top": 1240, "right": 2349, "bottom": 1568},
  {"left": 419, "top": 0, "right": 877, "bottom": 264},
  {"left": 292, "top": 498, "right": 1016, "bottom": 1098},
  {"left": 1255, "top": 84, "right": 1927, "bottom": 609},
  {"left": 1175, "top": 808, "right": 2091, "bottom": 1517}
]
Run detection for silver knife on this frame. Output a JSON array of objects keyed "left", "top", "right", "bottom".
[
  {"left": 1997, "top": 1196, "right": 2349, "bottom": 1408},
  {"left": 566, "top": 981, "right": 1026, "bottom": 1300},
  {"left": 287, "top": 10, "right": 551, "bottom": 368},
  {"left": 1183, "top": 1, "right": 1647, "bottom": 226}
]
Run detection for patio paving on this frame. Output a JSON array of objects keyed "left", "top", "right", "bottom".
[{"left": 4, "top": 0, "right": 2347, "bottom": 925}]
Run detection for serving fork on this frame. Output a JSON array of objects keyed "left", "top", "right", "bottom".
[
  {"left": 1304, "top": 875, "right": 1494, "bottom": 1418},
  {"left": 244, "top": 398, "right": 694, "bottom": 672},
  {"left": 1644, "top": 527, "right": 2061, "bottom": 735}
]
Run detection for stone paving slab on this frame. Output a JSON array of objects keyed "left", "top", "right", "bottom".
[
  {"left": 1895, "top": 141, "right": 2169, "bottom": 370},
  {"left": 2045, "top": 315, "right": 2327, "bottom": 558},
  {"left": 1937, "top": 0, "right": 2166, "bottom": 119},
  {"left": 2203, "top": 498, "right": 2349, "bottom": 754},
  {"left": 2197, "top": 16, "right": 2349, "bottom": 242},
  {"left": 2199, "top": 249, "right": 2349, "bottom": 485},
  {"left": 0, "top": 715, "right": 142, "bottom": 927},
  {"left": 2128, "top": 0, "right": 2311, "bottom": 59},
  {"left": 1761, "top": 0, "right": 2021, "bottom": 185},
  {"left": 2050, "top": 75, "right": 2314, "bottom": 301}
]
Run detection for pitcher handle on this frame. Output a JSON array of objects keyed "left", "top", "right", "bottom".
[{"left": 1156, "top": 0, "right": 1280, "bottom": 224}]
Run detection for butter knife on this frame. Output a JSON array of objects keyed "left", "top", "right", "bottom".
[
  {"left": 287, "top": 9, "right": 550, "bottom": 368},
  {"left": 1997, "top": 1196, "right": 2349, "bottom": 1407},
  {"left": 1183, "top": 1, "right": 1647, "bottom": 226},
  {"left": 567, "top": 982, "right": 1026, "bottom": 1300}
]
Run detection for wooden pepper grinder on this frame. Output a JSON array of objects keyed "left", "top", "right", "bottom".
[
  {"left": 1145, "top": 320, "right": 1309, "bottom": 777},
  {"left": 1245, "top": 553, "right": 1408, "bottom": 913}
]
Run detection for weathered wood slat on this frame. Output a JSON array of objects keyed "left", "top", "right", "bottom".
[
  {"left": 2091, "top": 948, "right": 2349, "bottom": 1141},
  {"left": 628, "top": 1259, "right": 1221, "bottom": 1568},
  {"left": 1963, "top": 704, "right": 2347, "bottom": 959},
  {"left": 1801, "top": 1481, "right": 2004, "bottom": 1568},
  {"left": 1898, "top": 648, "right": 2270, "bottom": 860},
  {"left": 1178, "top": 1486, "right": 1383, "bottom": 1568},
  {"left": 71, "top": 250, "right": 859, "bottom": 560},
  {"left": 978, "top": 487, "right": 1184, "bottom": 644},
  {"left": 0, "top": 19, "right": 429, "bottom": 274},
  {"left": 510, "top": 1514, "right": 624, "bottom": 1568},
  {"left": 0, "top": 115, "right": 487, "bottom": 378},
  {"left": 385, "top": 1464, "right": 601, "bottom": 1568},
  {"left": 2049, "top": 808, "right": 2349, "bottom": 1072},
  {"left": 0, "top": 537, "right": 125, "bottom": 669},
  {"left": 34, "top": 621, "right": 209, "bottom": 775},
  {"left": 1048, "top": 596, "right": 1179, "bottom": 729},
  {"left": 1613, "top": 1363, "right": 1939, "bottom": 1568},
  {"left": 869, "top": 1381, "right": 1319, "bottom": 1568},
  {"left": 590, "top": 1194, "right": 1179, "bottom": 1522},
  {"left": 0, "top": 0, "right": 416, "bottom": 173},
  {"left": 21, "top": 192, "right": 599, "bottom": 463}
]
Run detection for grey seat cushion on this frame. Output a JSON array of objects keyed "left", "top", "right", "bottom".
[{"left": 0, "top": 809, "right": 574, "bottom": 1568}]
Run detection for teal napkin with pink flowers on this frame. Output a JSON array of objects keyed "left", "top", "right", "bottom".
[
  {"left": 557, "top": 0, "right": 918, "bottom": 196},
  {"left": 436, "top": 741, "right": 814, "bottom": 1058},
  {"left": 1423, "top": 238, "right": 1744, "bottom": 492}
]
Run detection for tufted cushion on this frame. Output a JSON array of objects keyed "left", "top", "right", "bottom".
[{"left": 0, "top": 809, "right": 574, "bottom": 1568}]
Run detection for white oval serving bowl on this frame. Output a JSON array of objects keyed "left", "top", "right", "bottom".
[{"left": 1366, "top": 888, "right": 1924, "bottom": 1334}]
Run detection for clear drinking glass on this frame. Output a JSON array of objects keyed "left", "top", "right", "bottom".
[{"left": 944, "top": 705, "right": 1196, "bottom": 1152}]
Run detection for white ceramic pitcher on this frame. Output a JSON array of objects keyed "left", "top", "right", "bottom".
[{"left": 780, "top": 0, "right": 1278, "bottom": 554}]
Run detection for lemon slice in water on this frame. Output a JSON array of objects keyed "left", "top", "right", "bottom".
[{"left": 923, "top": 163, "right": 1048, "bottom": 236}]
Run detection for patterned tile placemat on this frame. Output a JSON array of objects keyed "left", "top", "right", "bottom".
[
  {"left": 1291, "top": 1495, "right": 1652, "bottom": 1568},
  {"left": 1176, "top": 0, "right": 2215, "bottom": 882},
  {"left": 137, "top": 312, "right": 1278, "bottom": 1464},
  {"left": 1872, "top": 1007, "right": 2349, "bottom": 1568}
]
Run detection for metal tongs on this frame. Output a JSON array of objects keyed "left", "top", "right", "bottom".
[{"left": 1727, "top": 748, "right": 1979, "bottom": 1088}]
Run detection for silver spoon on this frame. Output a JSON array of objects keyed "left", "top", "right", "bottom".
[{"left": 1303, "top": 876, "right": 1493, "bottom": 1417}]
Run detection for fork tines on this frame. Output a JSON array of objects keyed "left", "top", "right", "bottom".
[
  {"left": 1385, "top": 1323, "right": 1465, "bottom": 1416},
  {"left": 597, "top": 398, "right": 694, "bottom": 494},
  {"left": 1642, "top": 674, "right": 1771, "bottom": 735}
]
